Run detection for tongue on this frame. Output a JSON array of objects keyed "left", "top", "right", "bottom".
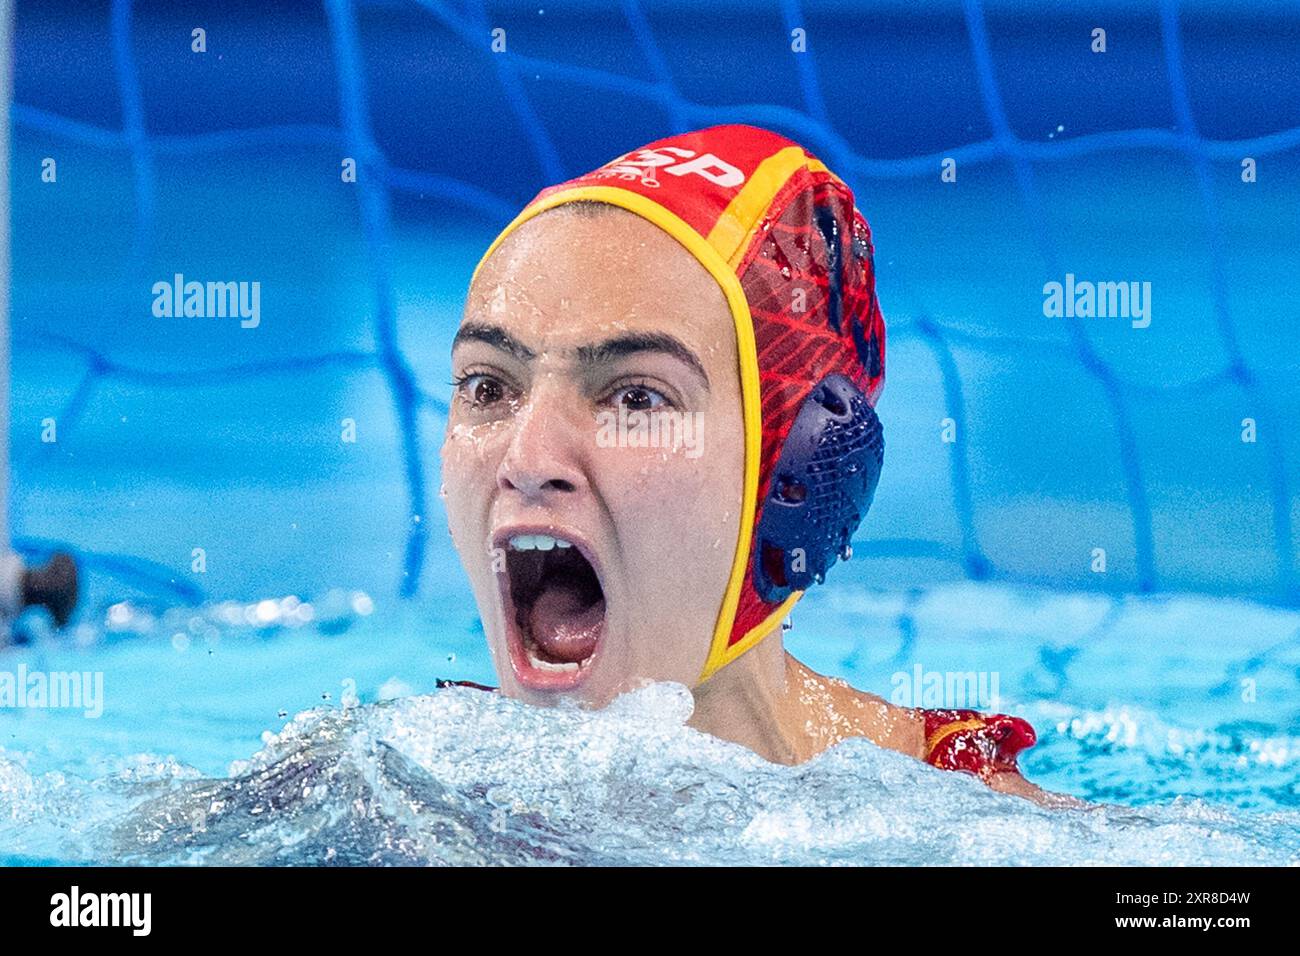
[{"left": 526, "top": 581, "right": 605, "bottom": 663}]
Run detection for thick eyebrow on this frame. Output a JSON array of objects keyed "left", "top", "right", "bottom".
[
  {"left": 577, "top": 332, "right": 711, "bottom": 391},
  {"left": 451, "top": 322, "right": 537, "bottom": 363},
  {"left": 453, "top": 323, "right": 710, "bottom": 391}
]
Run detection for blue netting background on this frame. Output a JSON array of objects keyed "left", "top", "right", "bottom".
[{"left": 9, "top": 0, "right": 1299, "bottom": 612}]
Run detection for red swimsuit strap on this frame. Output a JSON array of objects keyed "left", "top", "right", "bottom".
[{"left": 921, "top": 708, "right": 1038, "bottom": 780}]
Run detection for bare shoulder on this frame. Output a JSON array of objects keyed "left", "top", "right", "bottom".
[
  {"left": 788, "top": 656, "right": 926, "bottom": 759},
  {"left": 835, "top": 681, "right": 927, "bottom": 759}
]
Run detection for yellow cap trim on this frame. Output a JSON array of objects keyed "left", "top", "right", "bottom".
[
  {"left": 697, "top": 148, "right": 837, "bottom": 682},
  {"left": 704, "top": 149, "right": 834, "bottom": 269}
]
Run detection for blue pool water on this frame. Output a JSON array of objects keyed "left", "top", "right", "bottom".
[{"left": 2, "top": 581, "right": 1297, "bottom": 865}]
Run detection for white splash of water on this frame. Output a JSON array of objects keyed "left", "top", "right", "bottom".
[{"left": 2, "top": 682, "right": 1296, "bottom": 866}]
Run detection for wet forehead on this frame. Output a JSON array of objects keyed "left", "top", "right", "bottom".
[{"left": 465, "top": 206, "right": 734, "bottom": 353}]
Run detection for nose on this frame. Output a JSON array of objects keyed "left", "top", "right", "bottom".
[{"left": 495, "top": 385, "right": 587, "bottom": 501}]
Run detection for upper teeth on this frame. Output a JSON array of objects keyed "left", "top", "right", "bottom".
[{"left": 508, "top": 534, "right": 573, "bottom": 551}]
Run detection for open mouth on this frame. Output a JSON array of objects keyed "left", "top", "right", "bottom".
[{"left": 496, "top": 531, "right": 607, "bottom": 690}]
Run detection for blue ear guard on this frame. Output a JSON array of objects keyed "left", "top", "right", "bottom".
[{"left": 752, "top": 373, "right": 883, "bottom": 603}]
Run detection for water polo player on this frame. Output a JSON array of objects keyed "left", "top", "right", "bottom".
[{"left": 439, "top": 124, "right": 1077, "bottom": 807}]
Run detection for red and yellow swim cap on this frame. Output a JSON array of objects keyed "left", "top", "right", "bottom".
[{"left": 470, "top": 124, "right": 887, "bottom": 684}]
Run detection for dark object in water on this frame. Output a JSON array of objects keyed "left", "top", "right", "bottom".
[
  {"left": 435, "top": 678, "right": 498, "bottom": 692},
  {"left": 21, "top": 552, "right": 79, "bottom": 628}
]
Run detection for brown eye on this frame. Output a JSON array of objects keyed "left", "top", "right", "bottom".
[
  {"left": 622, "top": 386, "right": 652, "bottom": 411},
  {"left": 472, "top": 378, "right": 503, "bottom": 405},
  {"left": 612, "top": 383, "right": 667, "bottom": 412},
  {"left": 456, "top": 373, "right": 508, "bottom": 407}
]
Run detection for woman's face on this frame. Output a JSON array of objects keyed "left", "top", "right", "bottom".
[{"left": 440, "top": 205, "right": 745, "bottom": 707}]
